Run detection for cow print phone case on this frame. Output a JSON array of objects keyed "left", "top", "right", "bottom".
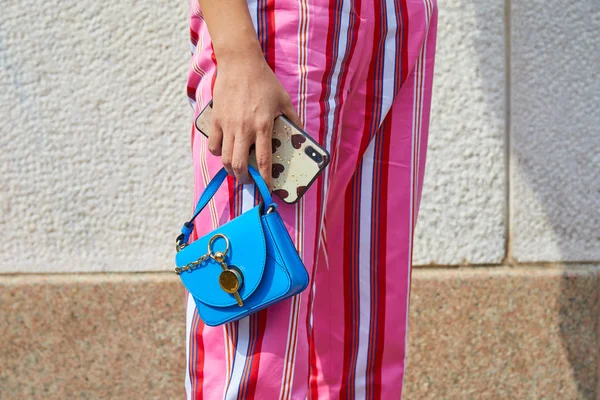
[{"left": 195, "top": 101, "right": 330, "bottom": 204}]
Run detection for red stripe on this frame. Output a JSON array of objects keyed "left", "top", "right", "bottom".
[
  {"left": 190, "top": 27, "right": 199, "bottom": 46},
  {"left": 340, "top": 173, "right": 357, "bottom": 398},
  {"left": 400, "top": 0, "right": 410, "bottom": 85},
  {"left": 266, "top": 0, "right": 276, "bottom": 67},
  {"left": 188, "top": 308, "right": 197, "bottom": 397},
  {"left": 373, "top": 119, "right": 391, "bottom": 398},
  {"left": 362, "top": 0, "right": 386, "bottom": 151},
  {"left": 307, "top": 253, "right": 319, "bottom": 398},
  {"left": 326, "top": 0, "right": 362, "bottom": 174},
  {"left": 227, "top": 176, "right": 235, "bottom": 219},
  {"left": 190, "top": 123, "right": 196, "bottom": 157},
  {"left": 187, "top": 85, "right": 197, "bottom": 102},
  {"left": 210, "top": 43, "right": 217, "bottom": 96},
  {"left": 192, "top": 312, "right": 205, "bottom": 399}
]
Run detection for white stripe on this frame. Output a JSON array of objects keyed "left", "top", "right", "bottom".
[
  {"left": 247, "top": 0, "right": 259, "bottom": 32},
  {"left": 185, "top": 293, "right": 196, "bottom": 400},
  {"left": 224, "top": 317, "right": 251, "bottom": 400},
  {"left": 223, "top": 323, "right": 233, "bottom": 397},
  {"left": 296, "top": 0, "right": 310, "bottom": 123},
  {"left": 320, "top": 227, "right": 329, "bottom": 270},
  {"left": 279, "top": 295, "right": 301, "bottom": 399},
  {"left": 322, "top": 0, "right": 351, "bottom": 196},
  {"left": 224, "top": 184, "right": 255, "bottom": 399},
  {"left": 379, "top": 0, "right": 398, "bottom": 126},
  {"left": 354, "top": 138, "right": 376, "bottom": 399}
]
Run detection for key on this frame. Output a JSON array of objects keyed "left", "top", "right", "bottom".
[
  {"left": 214, "top": 252, "right": 244, "bottom": 307},
  {"left": 219, "top": 269, "right": 243, "bottom": 306}
]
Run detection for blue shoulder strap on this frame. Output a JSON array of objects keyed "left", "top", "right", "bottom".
[{"left": 176, "top": 166, "right": 276, "bottom": 248}]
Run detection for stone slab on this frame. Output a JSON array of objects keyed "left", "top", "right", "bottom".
[
  {"left": 509, "top": 0, "right": 600, "bottom": 262},
  {"left": 413, "top": 0, "right": 507, "bottom": 265},
  {"left": 1, "top": 274, "right": 185, "bottom": 399},
  {"left": 2, "top": 267, "right": 598, "bottom": 399},
  {"left": 404, "top": 266, "right": 599, "bottom": 400},
  {"left": 0, "top": 0, "right": 193, "bottom": 272}
]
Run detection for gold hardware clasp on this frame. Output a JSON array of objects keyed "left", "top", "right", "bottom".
[
  {"left": 219, "top": 267, "right": 244, "bottom": 307},
  {"left": 207, "top": 233, "right": 230, "bottom": 260},
  {"left": 175, "top": 233, "right": 244, "bottom": 307}
]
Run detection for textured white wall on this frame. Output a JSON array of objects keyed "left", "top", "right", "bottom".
[
  {"left": 1, "top": 0, "right": 193, "bottom": 272},
  {"left": 413, "top": 0, "right": 507, "bottom": 265},
  {"left": 509, "top": 0, "right": 600, "bottom": 262},
  {"left": 1, "top": 0, "right": 598, "bottom": 273}
]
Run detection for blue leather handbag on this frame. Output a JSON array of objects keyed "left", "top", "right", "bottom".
[{"left": 174, "top": 165, "right": 309, "bottom": 326}]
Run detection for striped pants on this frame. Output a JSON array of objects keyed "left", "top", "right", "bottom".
[{"left": 185, "top": 0, "right": 438, "bottom": 398}]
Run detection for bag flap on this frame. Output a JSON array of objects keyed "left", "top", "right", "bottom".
[{"left": 175, "top": 204, "right": 267, "bottom": 308}]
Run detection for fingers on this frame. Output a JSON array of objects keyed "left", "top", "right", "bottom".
[
  {"left": 254, "top": 123, "right": 274, "bottom": 191},
  {"left": 281, "top": 95, "right": 303, "bottom": 128},
  {"left": 221, "top": 127, "right": 235, "bottom": 177},
  {"left": 231, "top": 135, "right": 252, "bottom": 184},
  {"left": 208, "top": 120, "right": 223, "bottom": 156}
]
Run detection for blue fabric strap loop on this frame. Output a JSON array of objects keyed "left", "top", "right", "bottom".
[{"left": 177, "top": 166, "right": 274, "bottom": 246}]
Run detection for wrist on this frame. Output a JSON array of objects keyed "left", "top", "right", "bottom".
[{"left": 212, "top": 30, "right": 264, "bottom": 65}]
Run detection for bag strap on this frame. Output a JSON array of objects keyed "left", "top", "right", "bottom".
[{"left": 176, "top": 165, "right": 276, "bottom": 249}]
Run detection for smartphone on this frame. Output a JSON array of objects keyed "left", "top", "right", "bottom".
[{"left": 195, "top": 100, "right": 330, "bottom": 204}]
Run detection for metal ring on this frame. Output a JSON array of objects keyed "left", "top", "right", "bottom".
[
  {"left": 207, "top": 233, "right": 230, "bottom": 258},
  {"left": 266, "top": 204, "right": 277, "bottom": 214}
]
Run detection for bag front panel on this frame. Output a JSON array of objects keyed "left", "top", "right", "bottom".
[
  {"left": 177, "top": 205, "right": 267, "bottom": 307},
  {"left": 194, "top": 251, "right": 293, "bottom": 326}
]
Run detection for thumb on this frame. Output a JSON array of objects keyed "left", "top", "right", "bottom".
[{"left": 281, "top": 98, "right": 303, "bottom": 128}]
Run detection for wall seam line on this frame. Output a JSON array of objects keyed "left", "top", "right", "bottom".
[{"left": 503, "top": 0, "right": 513, "bottom": 266}]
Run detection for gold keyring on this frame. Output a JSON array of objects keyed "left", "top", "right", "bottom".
[{"left": 207, "top": 233, "right": 230, "bottom": 258}]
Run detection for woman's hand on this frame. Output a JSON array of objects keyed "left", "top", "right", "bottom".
[
  {"left": 196, "top": 0, "right": 300, "bottom": 189},
  {"left": 208, "top": 52, "right": 301, "bottom": 190}
]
